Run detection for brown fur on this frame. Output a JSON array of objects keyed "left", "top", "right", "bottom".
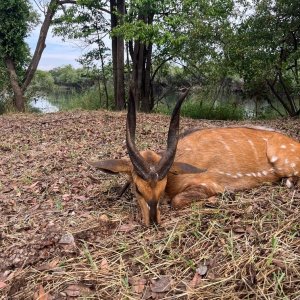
[
  {"left": 166, "top": 127, "right": 300, "bottom": 208},
  {"left": 91, "top": 127, "right": 300, "bottom": 226}
]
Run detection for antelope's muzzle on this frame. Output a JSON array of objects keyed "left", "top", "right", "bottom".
[{"left": 148, "top": 200, "right": 159, "bottom": 224}]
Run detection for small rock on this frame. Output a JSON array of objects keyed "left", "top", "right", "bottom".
[
  {"left": 99, "top": 214, "right": 109, "bottom": 222},
  {"left": 59, "top": 233, "right": 75, "bottom": 245}
]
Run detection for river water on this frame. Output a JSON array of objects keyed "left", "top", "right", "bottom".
[{"left": 30, "top": 97, "right": 59, "bottom": 113}]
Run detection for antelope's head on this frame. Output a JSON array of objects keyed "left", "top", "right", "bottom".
[{"left": 90, "top": 89, "right": 205, "bottom": 226}]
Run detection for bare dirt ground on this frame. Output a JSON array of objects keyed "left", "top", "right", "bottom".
[{"left": 0, "top": 110, "right": 299, "bottom": 300}]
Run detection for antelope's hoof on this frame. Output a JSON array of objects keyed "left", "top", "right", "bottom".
[{"left": 285, "top": 176, "right": 299, "bottom": 189}]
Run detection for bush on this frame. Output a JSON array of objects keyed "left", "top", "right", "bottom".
[
  {"left": 49, "top": 86, "right": 114, "bottom": 111},
  {"left": 155, "top": 98, "right": 245, "bottom": 120}
]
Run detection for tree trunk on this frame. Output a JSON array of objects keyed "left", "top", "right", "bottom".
[
  {"left": 110, "top": 0, "right": 118, "bottom": 109},
  {"left": 266, "top": 80, "right": 293, "bottom": 116},
  {"left": 4, "top": 0, "right": 61, "bottom": 112},
  {"left": 5, "top": 58, "right": 25, "bottom": 112},
  {"left": 130, "top": 12, "right": 154, "bottom": 112},
  {"left": 141, "top": 43, "right": 153, "bottom": 112},
  {"left": 116, "top": 0, "right": 125, "bottom": 110},
  {"left": 22, "top": 0, "right": 58, "bottom": 91},
  {"left": 110, "top": 0, "right": 125, "bottom": 110}
]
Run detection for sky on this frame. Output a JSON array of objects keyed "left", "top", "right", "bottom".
[{"left": 26, "top": 27, "right": 82, "bottom": 70}]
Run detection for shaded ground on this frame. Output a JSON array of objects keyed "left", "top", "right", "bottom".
[{"left": 0, "top": 110, "right": 299, "bottom": 300}]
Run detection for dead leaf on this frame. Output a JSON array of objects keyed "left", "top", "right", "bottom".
[
  {"left": 64, "top": 285, "right": 80, "bottom": 297},
  {"left": 246, "top": 205, "right": 253, "bottom": 213},
  {"left": 99, "top": 214, "right": 109, "bottom": 222},
  {"left": 100, "top": 258, "right": 109, "bottom": 273},
  {"left": 196, "top": 264, "right": 208, "bottom": 276},
  {"left": 142, "top": 286, "right": 152, "bottom": 299},
  {"left": 272, "top": 259, "right": 286, "bottom": 269},
  {"left": 150, "top": 275, "right": 172, "bottom": 293},
  {"left": 233, "top": 226, "right": 246, "bottom": 233},
  {"left": 207, "top": 196, "right": 218, "bottom": 205},
  {"left": 246, "top": 226, "right": 257, "bottom": 236},
  {"left": 0, "top": 281, "right": 7, "bottom": 289},
  {"left": 189, "top": 272, "right": 202, "bottom": 288},
  {"left": 245, "top": 263, "right": 257, "bottom": 286},
  {"left": 29, "top": 181, "right": 40, "bottom": 190},
  {"left": 129, "top": 277, "right": 146, "bottom": 294},
  {"left": 118, "top": 222, "right": 137, "bottom": 232},
  {"left": 62, "top": 194, "right": 71, "bottom": 201},
  {"left": 74, "top": 195, "right": 87, "bottom": 201},
  {"left": 37, "top": 258, "right": 60, "bottom": 271},
  {"left": 63, "top": 284, "right": 91, "bottom": 297},
  {"left": 33, "top": 285, "right": 49, "bottom": 300}
]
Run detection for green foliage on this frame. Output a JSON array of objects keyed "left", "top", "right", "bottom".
[
  {"left": 0, "top": 0, "right": 39, "bottom": 113},
  {"left": 27, "top": 70, "right": 55, "bottom": 97},
  {"left": 0, "top": 0, "right": 38, "bottom": 71},
  {"left": 52, "top": 2, "right": 109, "bottom": 68},
  {"left": 49, "top": 65, "right": 95, "bottom": 90},
  {"left": 225, "top": 0, "right": 300, "bottom": 116},
  {"left": 155, "top": 91, "right": 245, "bottom": 121},
  {"left": 49, "top": 86, "right": 114, "bottom": 111}
]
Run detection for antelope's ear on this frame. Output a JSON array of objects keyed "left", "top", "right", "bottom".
[
  {"left": 88, "top": 159, "right": 131, "bottom": 174},
  {"left": 169, "top": 162, "right": 206, "bottom": 175}
]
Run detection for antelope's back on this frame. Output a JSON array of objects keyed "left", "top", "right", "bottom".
[{"left": 167, "top": 127, "right": 300, "bottom": 197}]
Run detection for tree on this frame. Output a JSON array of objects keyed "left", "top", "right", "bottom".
[
  {"left": 52, "top": 0, "right": 126, "bottom": 110},
  {"left": 0, "top": 0, "right": 76, "bottom": 112},
  {"left": 115, "top": 0, "right": 234, "bottom": 111},
  {"left": 0, "top": 0, "right": 35, "bottom": 111},
  {"left": 225, "top": 0, "right": 300, "bottom": 116}
]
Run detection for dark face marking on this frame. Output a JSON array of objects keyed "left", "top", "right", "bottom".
[{"left": 148, "top": 200, "right": 158, "bottom": 224}]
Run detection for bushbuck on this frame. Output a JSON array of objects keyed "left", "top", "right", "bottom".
[{"left": 90, "top": 90, "right": 300, "bottom": 226}]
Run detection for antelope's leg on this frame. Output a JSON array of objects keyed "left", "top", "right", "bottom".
[
  {"left": 117, "top": 180, "right": 131, "bottom": 198},
  {"left": 171, "top": 185, "right": 215, "bottom": 209}
]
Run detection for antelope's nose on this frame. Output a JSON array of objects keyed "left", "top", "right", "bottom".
[{"left": 148, "top": 200, "right": 158, "bottom": 225}]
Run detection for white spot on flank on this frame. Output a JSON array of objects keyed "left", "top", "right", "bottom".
[
  {"left": 248, "top": 139, "right": 254, "bottom": 146},
  {"left": 226, "top": 173, "right": 232, "bottom": 176},
  {"left": 257, "top": 172, "right": 262, "bottom": 177},
  {"left": 294, "top": 171, "right": 299, "bottom": 175},
  {"left": 291, "top": 149, "right": 295, "bottom": 152},
  {"left": 233, "top": 139, "right": 238, "bottom": 143},
  {"left": 269, "top": 168, "right": 274, "bottom": 172},
  {"left": 262, "top": 171, "right": 268, "bottom": 176},
  {"left": 252, "top": 173, "right": 257, "bottom": 177},
  {"left": 200, "top": 183, "right": 207, "bottom": 187},
  {"left": 219, "top": 139, "right": 231, "bottom": 151},
  {"left": 236, "top": 173, "right": 243, "bottom": 177},
  {"left": 290, "top": 162, "right": 296, "bottom": 168},
  {"left": 262, "top": 138, "right": 268, "bottom": 141},
  {"left": 271, "top": 156, "right": 278, "bottom": 163},
  {"left": 232, "top": 175, "right": 238, "bottom": 178},
  {"left": 280, "top": 145, "right": 286, "bottom": 149},
  {"left": 246, "top": 173, "right": 252, "bottom": 177},
  {"left": 184, "top": 148, "right": 192, "bottom": 151},
  {"left": 218, "top": 171, "right": 225, "bottom": 175},
  {"left": 285, "top": 158, "right": 289, "bottom": 164}
]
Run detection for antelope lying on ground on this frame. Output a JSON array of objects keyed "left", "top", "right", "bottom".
[{"left": 90, "top": 90, "right": 300, "bottom": 226}]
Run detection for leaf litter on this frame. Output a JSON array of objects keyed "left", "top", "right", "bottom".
[{"left": 0, "top": 110, "right": 299, "bottom": 299}]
